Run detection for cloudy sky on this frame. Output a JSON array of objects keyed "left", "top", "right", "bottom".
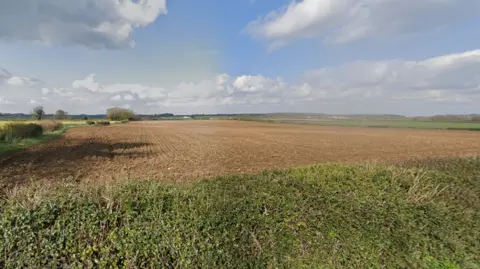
[{"left": 0, "top": 0, "right": 479, "bottom": 115}]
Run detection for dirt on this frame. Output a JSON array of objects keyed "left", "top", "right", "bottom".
[{"left": 2, "top": 120, "right": 480, "bottom": 188}]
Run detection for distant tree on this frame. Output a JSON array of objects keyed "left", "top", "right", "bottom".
[
  {"left": 54, "top": 109, "right": 68, "bottom": 120},
  {"left": 106, "top": 107, "right": 136, "bottom": 121},
  {"left": 83, "top": 116, "right": 88, "bottom": 120},
  {"left": 32, "top": 106, "right": 45, "bottom": 121}
]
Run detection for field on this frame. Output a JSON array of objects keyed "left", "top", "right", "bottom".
[
  {"left": 0, "top": 120, "right": 86, "bottom": 126},
  {"left": 1, "top": 120, "right": 480, "bottom": 267},
  {"left": 1, "top": 120, "right": 480, "bottom": 189},
  {"left": 238, "top": 117, "right": 480, "bottom": 131}
]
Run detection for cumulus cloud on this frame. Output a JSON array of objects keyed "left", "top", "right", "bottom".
[
  {"left": 247, "top": 0, "right": 480, "bottom": 48},
  {"left": 0, "top": 0, "right": 167, "bottom": 49},
  {"left": 299, "top": 50, "right": 480, "bottom": 104},
  {"left": 0, "top": 67, "right": 44, "bottom": 87},
  {"left": 2, "top": 50, "right": 480, "bottom": 114}
]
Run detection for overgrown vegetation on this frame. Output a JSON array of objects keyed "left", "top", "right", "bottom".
[
  {"left": 0, "top": 121, "right": 68, "bottom": 153},
  {"left": 39, "top": 120, "right": 64, "bottom": 132},
  {"left": 0, "top": 122, "right": 43, "bottom": 142},
  {"left": 1, "top": 157, "right": 478, "bottom": 268},
  {"left": 106, "top": 107, "right": 136, "bottom": 121},
  {"left": 86, "top": 120, "right": 95, "bottom": 125},
  {"left": 95, "top": 120, "right": 111, "bottom": 126}
]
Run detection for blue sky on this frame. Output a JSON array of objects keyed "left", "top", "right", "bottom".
[{"left": 0, "top": 0, "right": 480, "bottom": 115}]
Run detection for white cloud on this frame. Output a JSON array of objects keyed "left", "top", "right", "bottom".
[
  {"left": 111, "top": 95, "right": 121, "bottom": 101},
  {"left": 0, "top": 0, "right": 168, "bottom": 49},
  {"left": 6, "top": 76, "right": 43, "bottom": 86},
  {"left": 1, "top": 50, "right": 480, "bottom": 115},
  {"left": 0, "top": 96, "right": 15, "bottom": 105},
  {"left": 247, "top": 0, "right": 480, "bottom": 48},
  {"left": 0, "top": 67, "right": 44, "bottom": 88},
  {"left": 299, "top": 50, "right": 480, "bottom": 104}
]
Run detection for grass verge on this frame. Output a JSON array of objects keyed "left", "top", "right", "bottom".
[
  {"left": 1, "top": 157, "right": 479, "bottom": 268},
  {"left": 0, "top": 124, "right": 82, "bottom": 153}
]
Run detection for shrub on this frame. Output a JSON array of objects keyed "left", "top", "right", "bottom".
[
  {"left": 106, "top": 107, "right": 136, "bottom": 121},
  {"left": 0, "top": 122, "right": 43, "bottom": 142},
  {"left": 54, "top": 110, "right": 68, "bottom": 120},
  {"left": 32, "top": 106, "right": 45, "bottom": 120},
  {"left": 120, "top": 120, "right": 129, "bottom": 124},
  {"left": 86, "top": 120, "right": 95, "bottom": 125},
  {"left": 95, "top": 120, "right": 110, "bottom": 126},
  {"left": 39, "top": 121, "right": 64, "bottom": 132}
]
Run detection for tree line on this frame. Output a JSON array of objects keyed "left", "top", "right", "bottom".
[{"left": 4, "top": 106, "right": 137, "bottom": 121}]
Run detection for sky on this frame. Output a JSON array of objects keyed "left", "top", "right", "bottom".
[{"left": 0, "top": 0, "right": 480, "bottom": 116}]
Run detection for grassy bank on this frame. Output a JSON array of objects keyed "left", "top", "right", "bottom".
[
  {"left": 1, "top": 157, "right": 479, "bottom": 268},
  {"left": 0, "top": 123, "right": 82, "bottom": 153},
  {"left": 237, "top": 118, "right": 480, "bottom": 131}
]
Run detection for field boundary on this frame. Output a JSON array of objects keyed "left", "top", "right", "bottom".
[
  {"left": 0, "top": 124, "right": 83, "bottom": 154},
  {"left": 234, "top": 117, "right": 480, "bottom": 131}
]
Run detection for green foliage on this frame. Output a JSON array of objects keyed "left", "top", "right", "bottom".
[
  {"left": 86, "top": 120, "right": 95, "bottom": 125},
  {"left": 1, "top": 158, "right": 479, "bottom": 268},
  {"left": 39, "top": 121, "right": 64, "bottom": 132},
  {"left": 106, "top": 107, "right": 136, "bottom": 121},
  {"left": 95, "top": 120, "right": 111, "bottom": 126},
  {"left": 0, "top": 122, "right": 43, "bottom": 142},
  {"left": 32, "top": 106, "right": 45, "bottom": 121},
  {"left": 120, "top": 120, "right": 129, "bottom": 124}
]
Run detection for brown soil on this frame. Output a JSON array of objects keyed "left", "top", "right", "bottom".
[{"left": 2, "top": 120, "right": 480, "bottom": 188}]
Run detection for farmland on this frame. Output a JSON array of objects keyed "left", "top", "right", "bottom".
[
  {"left": 1, "top": 120, "right": 480, "bottom": 189},
  {"left": 237, "top": 117, "right": 480, "bottom": 131},
  {"left": 1, "top": 120, "right": 480, "bottom": 268}
]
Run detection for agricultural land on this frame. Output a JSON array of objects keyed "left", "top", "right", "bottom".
[{"left": 0, "top": 119, "right": 479, "bottom": 268}]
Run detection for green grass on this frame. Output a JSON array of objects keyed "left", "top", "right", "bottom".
[
  {"left": 1, "top": 157, "right": 478, "bottom": 268},
  {"left": 238, "top": 118, "right": 480, "bottom": 131},
  {"left": 0, "top": 124, "right": 83, "bottom": 153}
]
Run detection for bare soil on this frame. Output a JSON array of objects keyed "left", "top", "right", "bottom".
[{"left": 2, "top": 120, "right": 480, "bottom": 188}]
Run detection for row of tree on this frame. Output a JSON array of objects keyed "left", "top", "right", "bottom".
[
  {"left": 32, "top": 107, "right": 70, "bottom": 120},
  {"left": 31, "top": 106, "right": 136, "bottom": 121}
]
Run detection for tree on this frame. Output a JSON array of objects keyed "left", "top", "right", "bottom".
[
  {"left": 106, "top": 107, "right": 136, "bottom": 121},
  {"left": 32, "top": 106, "right": 45, "bottom": 121},
  {"left": 54, "top": 109, "right": 68, "bottom": 120}
]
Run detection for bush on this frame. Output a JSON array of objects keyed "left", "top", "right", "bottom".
[
  {"left": 106, "top": 107, "right": 136, "bottom": 121},
  {"left": 95, "top": 120, "right": 110, "bottom": 126},
  {"left": 0, "top": 122, "right": 43, "bottom": 142},
  {"left": 120, "top": 120, "right": 129, "bottom": 124},
  {"left": 86, "top": 120, "right": 95, "bottom": 125},
  {"left": 39, "top": 121, "right": 64, "bottom": 132}
]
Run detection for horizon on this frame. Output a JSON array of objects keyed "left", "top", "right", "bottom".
[{"left": 1, "top": 0, "right": 480, "bottom": 115}]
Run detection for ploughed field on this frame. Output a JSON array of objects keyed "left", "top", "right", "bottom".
[{"left": 2, "top": 120, "right": 480, "bottom": 188}]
